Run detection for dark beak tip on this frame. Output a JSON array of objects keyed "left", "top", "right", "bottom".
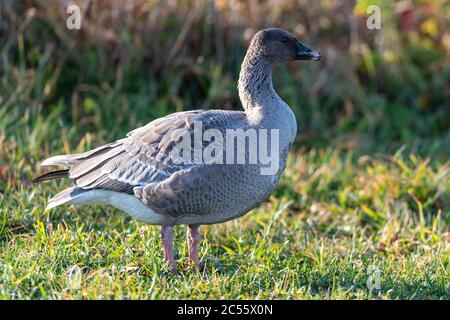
[
  {"left": 295, "top": 45, "right": 322, "bottom": 61},
  {"left": 311, "top": 51, "right": 321, "bottom": 61}
]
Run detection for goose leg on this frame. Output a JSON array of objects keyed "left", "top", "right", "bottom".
[
  {"left": 161, "top": 225, "right": 177, "bottom": 274},
  {"left": 187, "top": 224, "right": 200, "bottom": 268}
]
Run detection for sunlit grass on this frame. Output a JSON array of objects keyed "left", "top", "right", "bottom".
[{"left": 1, "top": 144, "right": 448, "bottom": 299}]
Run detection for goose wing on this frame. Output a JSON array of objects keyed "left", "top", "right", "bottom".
[{"left": 43, "top": 110, "right": 246, "bottom": 197}]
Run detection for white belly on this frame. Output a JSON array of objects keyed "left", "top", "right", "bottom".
[
  {"left": 69, "top": 189, "right": 256, "bottom": 226},
  {"left": 71, "top": 189, "right": 169, "bottom": 224}
]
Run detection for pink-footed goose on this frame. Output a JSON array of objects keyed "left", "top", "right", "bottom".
[{"left": 33, "top": 28, "right": 321, "bottom": 274}]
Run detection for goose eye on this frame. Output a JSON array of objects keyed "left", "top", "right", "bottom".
[{"left": 280, "top": 37, "right": 288, "bottom": 43}]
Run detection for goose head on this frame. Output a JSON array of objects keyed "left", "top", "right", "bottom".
[{"left": 249, "top": 28, "right": 321, "bottom": 64}]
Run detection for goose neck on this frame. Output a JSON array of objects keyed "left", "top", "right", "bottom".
[{"left": 238, "top": 54, "right": 277, "bottom": 114}]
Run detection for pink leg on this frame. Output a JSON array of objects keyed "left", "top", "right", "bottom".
[
  {"left": 161, "top": 225, "right": 177, "bottom": 274},
  {"left": 187, "top": 224, "right": 200, "bottom": 268}
]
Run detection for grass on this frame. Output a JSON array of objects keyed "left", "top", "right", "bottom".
[
  {"left": 1, "top": 147, "right": 448, "bottom": 299},
  {"left": 0, "top": 0, "right": 449, "bottom": 299}
]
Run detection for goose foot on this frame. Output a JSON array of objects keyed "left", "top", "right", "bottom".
[
  {"left": 161, "top": 225, "right": 178, "bottom": 275},
  {"left": 187, "top": 224, "right": 200, "bottom": 269}
]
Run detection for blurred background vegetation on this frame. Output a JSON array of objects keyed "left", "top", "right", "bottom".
[{"left": 1, "top": 0, "right": 449, "bottom": 159}]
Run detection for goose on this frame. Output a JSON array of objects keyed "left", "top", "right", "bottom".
[{"left": 33, "top": 28, "right": 321, "bottom": 274}]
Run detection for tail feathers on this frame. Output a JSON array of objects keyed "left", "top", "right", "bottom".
[
  {"left": 41, "top": 155, "right": 78, "bottom": 167},
  {"left": 32, "top": 169, "right": 69, "bottom": 183},
  {"left": 46, "top": 187, "right": 87, "bottom": 210},
  {"left": 41, "top": 140, "right": 125, "bottom": 167}
]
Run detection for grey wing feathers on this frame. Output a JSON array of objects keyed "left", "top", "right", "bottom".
[
  {"left": 41, "top": 140, "right": 124, "bottom": 167},
  {"left": 40, "top": 110, "right": 246, "bottom": 196}
]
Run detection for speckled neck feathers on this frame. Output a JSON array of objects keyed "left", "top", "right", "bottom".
[
  {"left": 238, "top": 47, "right": 277, "bottom": 114},
  {"left": 238, "top": 35, "right": 298, "bottom": 158}
]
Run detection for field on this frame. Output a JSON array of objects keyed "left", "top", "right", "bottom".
[{"left": 0, "top": 0, "right": 449, "bottom": 299}]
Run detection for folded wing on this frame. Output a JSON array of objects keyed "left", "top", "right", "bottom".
[{"left": 41, "top": 110, "right": 246, "bottom": 199}]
